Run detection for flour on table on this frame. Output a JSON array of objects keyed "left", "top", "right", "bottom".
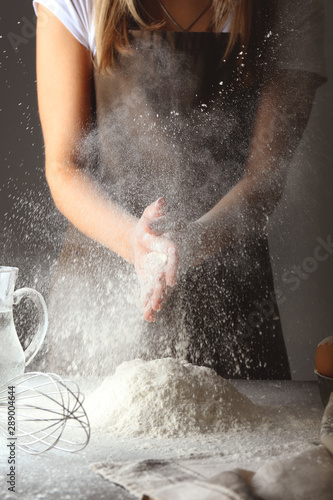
[{"left": 85, "top": 358, "right": 264, "bottom": 438}]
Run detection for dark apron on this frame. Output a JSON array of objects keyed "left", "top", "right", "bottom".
[{"left": 45, "top": 31, "right": 291, "bottom": 380}]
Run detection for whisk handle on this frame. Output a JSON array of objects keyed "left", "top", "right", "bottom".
[{"left": 13, "top": 288, "right": 48, "bottom": 367}]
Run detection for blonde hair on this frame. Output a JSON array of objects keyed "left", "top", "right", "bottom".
[{"left": 94, "top": 0, "right": 256, "bottom": 74}]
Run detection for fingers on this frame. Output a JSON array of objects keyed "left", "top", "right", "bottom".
[
  {"left": 148, "top": 216, "right": 171, "bottom": 236},
  {"left": 141, "top": 273, "right": 169, "bottom": 322},
  {"left": 142, "top": 233, "right": 174, "bottom": 256},
  {"left": 142, "top": 268, "right": 166, "bottom": 310},
  {"left": 141, "top": 284, "right": 157, "bottom": 323},
  {"left": 142, "top": 198, "right": 167, "bottom": 233},
  {"left": 141, "top": 236, "right": 178, "bottom": 288},
  {"left": 142, "top": 286, "right": 162, "bottom": 323},
  {"left": 166, "top": 246, "right": 178, "bottom": 287},
  {"left": 137, "top": 198, "right": 184, "bottom": 323},
  {"left": 142, "top": 288, "right": 157, "bottom": 322},
  {"left": 150, "top": 279, "right": 165, "bottom": 311},
  {"left": 144, "top": 303, "right": 157, "bottom": 322}
]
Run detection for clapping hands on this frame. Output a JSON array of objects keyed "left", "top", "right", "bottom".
[
  {"left": 132, "top": 196, "right": 200, "bottom": 321},
  {"left": 132, "top": 198, "right": 179, "bottom": 322}
]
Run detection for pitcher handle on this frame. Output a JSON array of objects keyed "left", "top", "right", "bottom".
[{"left": 13, "top": 288, "right": 48, "bottom": 367}]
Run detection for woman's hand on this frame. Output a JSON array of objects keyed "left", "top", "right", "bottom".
[
  {"left": 151, "top": 215, "right": 199, "bottom": 273},
  {"left": 133, "top": 198, "right": 179, "bottom": 322}
]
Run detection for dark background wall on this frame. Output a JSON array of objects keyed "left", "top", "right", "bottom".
[
  {"left": 268, "top": 1, "right": 333, "bottom": 379},
  {"left": 1, "top": 0, "right": 332, "bottom": 379},
  {"left": 0, "top": 0, "right": 67, "bottom": 292}
]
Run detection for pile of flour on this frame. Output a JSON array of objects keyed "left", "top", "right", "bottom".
[{"left": 85, "top": 358, "right": 263, "bottom": 438}]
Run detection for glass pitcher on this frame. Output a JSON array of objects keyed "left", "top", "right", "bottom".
[{"left": 0, "top": 267, "right": 48, "bottom": 384}]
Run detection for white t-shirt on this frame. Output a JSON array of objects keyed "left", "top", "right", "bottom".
[
  {"left": 33, "top": 0, "right": 96, "bottom": 55},
  {"left": 32, "top": 0, "right": 232, "bottom": 57},
  {"left": 32, "top": 0, "right": 326, "bottom": 79}
]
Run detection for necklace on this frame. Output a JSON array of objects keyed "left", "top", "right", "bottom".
[{"left": 156, "top": 0, "right": 213, "bottom": 32}]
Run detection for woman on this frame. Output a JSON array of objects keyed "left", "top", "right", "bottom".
[{"left": 33, "top": 0, "right": 325, "bottom": 378}]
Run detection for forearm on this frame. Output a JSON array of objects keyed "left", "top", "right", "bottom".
[
  {"left": 192, "top": 174, "right": 271, "bottom": 263},
  {"left": 192, "top": 71, "right": 318, "bottom": 265},
  {"left": 46, "top": 161, "right": 137, "bottom": 263}
]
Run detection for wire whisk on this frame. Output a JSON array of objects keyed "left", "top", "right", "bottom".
[{"left": 0, "top": 372, "right": 90, "bottom": 454}]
